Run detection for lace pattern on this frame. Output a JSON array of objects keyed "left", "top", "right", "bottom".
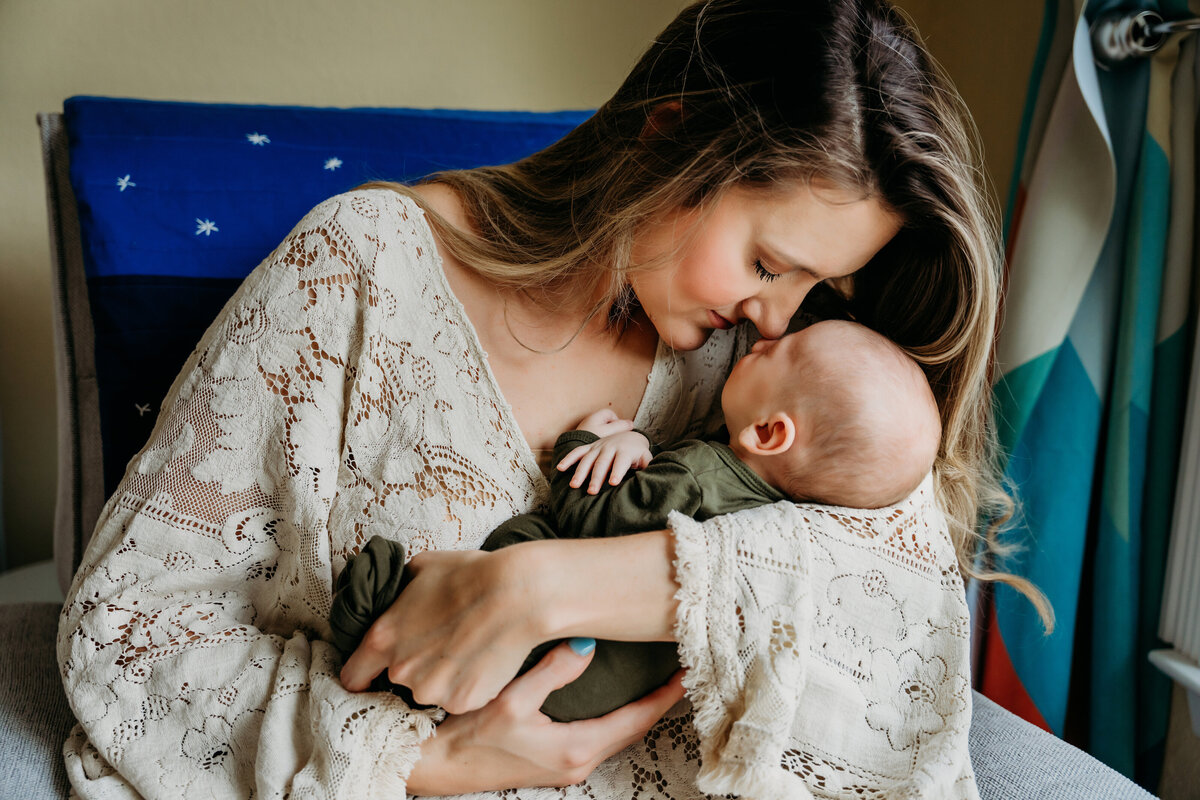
[
  {"left": 670, "top": 477, "right": 978, "bottom": 800},
  {"left": 58, "top": 189, "right": 975, "bottom": 799},
  {"left": 59, "top": 190, "right": 738, "bottom": 799}
]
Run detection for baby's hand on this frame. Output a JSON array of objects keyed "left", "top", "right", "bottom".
[
  {"left": 557, "top": 431, "right": 653, "bottom": 494},
  {"left": 576, "top": 409, "right": 636, "bottom": 438}
]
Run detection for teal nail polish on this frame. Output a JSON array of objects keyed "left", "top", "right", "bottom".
[{"left": 568, "top": 637, "right": 596, "bottom": 656}]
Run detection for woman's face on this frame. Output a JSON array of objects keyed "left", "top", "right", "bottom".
[{"left": 628, "top": 181, "right": 903, "bottom": 350}]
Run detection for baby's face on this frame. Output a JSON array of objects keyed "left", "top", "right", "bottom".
[
  {"left": 723, "top": 320, "right": 942, "bottom": 507},
  {"left": 721, "top": 331, "right": 807, "bottom": 435}
]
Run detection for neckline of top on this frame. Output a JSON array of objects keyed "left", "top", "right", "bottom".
[{"left": 390, "top": 192, "right": 673, "bottom": 490}]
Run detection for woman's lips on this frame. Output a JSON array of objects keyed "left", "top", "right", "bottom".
[{"left": 708, "top": 310, "right": 733, "bottom": 330}]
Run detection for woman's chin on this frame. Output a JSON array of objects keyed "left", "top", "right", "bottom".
[{"left": 661, "top": 325, "right": 714, "bottom": 352}]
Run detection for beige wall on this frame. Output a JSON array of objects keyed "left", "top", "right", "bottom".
[
  {"left": 898, "top": 0, "right": 1047, "bottom": 215},
  {"left": 0, "top": 0, "right": 1042, "bottom": 569}
]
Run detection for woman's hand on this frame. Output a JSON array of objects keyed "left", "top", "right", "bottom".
[
  {"left": 407, "top": 642, "right": 687, "bottom": 795},
  {"left": 340, "top": 547, "right": 544, "bottom": 713},
  {"left": 340, "top": 531, "right": 680, "bottom": 713}
]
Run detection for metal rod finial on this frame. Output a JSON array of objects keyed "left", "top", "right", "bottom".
[{"left": 1092, "top": 8, "right": 1200, "bottom": 68}]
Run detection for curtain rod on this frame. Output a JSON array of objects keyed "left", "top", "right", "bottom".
[{"left": 1092, "top": 9, "right": 1200, "bottom": 67}]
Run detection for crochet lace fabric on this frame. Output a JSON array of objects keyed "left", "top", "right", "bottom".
[
  {"left": 58, "top": 190, "right": 976, "bottom": 799},
  {"left": 671, "top": 478, "right": 978, "bottom": 800}
]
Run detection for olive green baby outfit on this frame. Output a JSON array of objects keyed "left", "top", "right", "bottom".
[{"left": 330, "top": 428, "right": 786, "bottom": 721}]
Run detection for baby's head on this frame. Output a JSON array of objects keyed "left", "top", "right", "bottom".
[{"left": 722, "top": 319, "right": 940, "bottom": 508}]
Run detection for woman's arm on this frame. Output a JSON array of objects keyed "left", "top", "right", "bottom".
[
  {"left": 339, "top": 530, "right": 680, "bottom": 714},
  {"left": 58, "top": 194, "right": 438, "bottom": 798},
  {"left": 535, "top": 530, "right": 680, "bottom": 641}
]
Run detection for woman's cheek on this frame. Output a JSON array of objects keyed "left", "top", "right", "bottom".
[{"left": 678, "top": 260, "right": 742, "bottom": 308}]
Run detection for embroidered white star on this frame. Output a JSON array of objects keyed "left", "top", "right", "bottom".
[
  {"left": 116, "top": 174, "right": 136, "bottom": 192},
  {"left": 324, "top": 157, "right": 343, "bottom": 171},
  {"left": 135, "top": 403, "right": 152, "bottom": 417},
  {"left": 195, "top": 218, "right": 219, "bottom": 236},
  {"left": 246, "top": 132, "right": 271, "bottom": 146}
]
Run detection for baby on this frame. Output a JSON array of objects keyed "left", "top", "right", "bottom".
[{"left": 331, "top": 319, "right": 942, "bottom": 719}]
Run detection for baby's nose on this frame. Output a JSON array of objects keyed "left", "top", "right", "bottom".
[{"left": 756, "top": 317, "right": 789, "bottom": 341}]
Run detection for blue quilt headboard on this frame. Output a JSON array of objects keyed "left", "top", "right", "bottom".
[{"left": 49, "top": 96, "right": 587, "bottom": 582}]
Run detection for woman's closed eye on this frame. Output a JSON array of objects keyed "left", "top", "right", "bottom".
[{"left": 753, "top": 259, "right": 780, "bottom": 283}]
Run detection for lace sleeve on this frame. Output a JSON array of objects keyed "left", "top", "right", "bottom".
[
  {"left": 669, "top": 476, "right": 979, "bottom": 800},
  {"left": 57, "top": 193, "right": 441, "bottom": 799}
]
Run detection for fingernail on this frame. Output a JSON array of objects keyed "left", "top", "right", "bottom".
[{"left": 568, "top": 637, "right": 596, "bottom": 656}]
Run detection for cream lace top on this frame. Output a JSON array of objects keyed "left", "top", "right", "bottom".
[{"left": 58, "top": 190, "right": 978, "bottom": 800}]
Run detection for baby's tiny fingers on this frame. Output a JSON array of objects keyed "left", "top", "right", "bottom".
[
  {"left": 601, "top": 420, "right": 634, "bottom": 436},
  {"left": 588, "top": 452, "right": 615, "bottom": 494},
  {"left": 569, "top": 466, "right": 589, "bottom": 488},
  {"left": 609, "top": 453, "right": 633, "bottom": 484},
  {"left": 570, "top": 450, "right": 600, "bottom": 487},
  {"left": 557, "top": 449, "right": 584, "bottom": 471}
]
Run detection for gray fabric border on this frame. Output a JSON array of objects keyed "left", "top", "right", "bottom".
[
  {"left": 970, "top": 692, "right": 1158, "bottom": 799},
  {"left": 0, "top": 602, "right": 73, "bottom": 798}
]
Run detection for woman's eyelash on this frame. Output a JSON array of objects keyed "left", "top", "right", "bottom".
[{"left": 754, "top": 259, "right": 779, "bottom": 282}]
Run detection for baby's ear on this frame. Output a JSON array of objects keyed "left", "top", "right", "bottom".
[{"left": 737, "top": 412, "right": 796, "bottom": 456}]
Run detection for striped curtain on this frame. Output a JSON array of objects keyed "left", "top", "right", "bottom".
[{"left": 980, "top": 0, "right": 1198, "bottom": 790}]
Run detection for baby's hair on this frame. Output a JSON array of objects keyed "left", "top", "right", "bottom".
[{"left": 771, "top": 321, "right": 940, "bottom": 509}]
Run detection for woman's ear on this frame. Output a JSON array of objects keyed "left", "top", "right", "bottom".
[
  {"left": 640, "top": 100, "right": 684, "bottom": 141},
  {"left": 736, "top": 412, "right": 796, "bottom": 456}
]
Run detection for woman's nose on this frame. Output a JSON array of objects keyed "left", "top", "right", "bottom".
[
  {"left": 743, "top": 301, "right": 788, "bottom": 339},
  {"left": 745, "top": 284, "right": 810, "bottom": 339}
]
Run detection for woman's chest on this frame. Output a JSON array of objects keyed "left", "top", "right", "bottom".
[
  {"left": 328, "top": 310, "right": 659, "bottom": 565},
  {"left": 486, "top": 326, "right": 659, "bottom": 452}
]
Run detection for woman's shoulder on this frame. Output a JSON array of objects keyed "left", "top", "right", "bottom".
[
  {"left": 298, "top": 186, "right": 440, "bottom": 260},
  {"left": 296, "top": 186, "right": 427, "bottom": 233},
  {"left": 257, "top": 187, "right": 449, "bottom": 308}
]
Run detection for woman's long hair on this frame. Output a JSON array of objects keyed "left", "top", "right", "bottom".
[{"left": 367, "top": 0, "right": 1053, "bottom": 629}]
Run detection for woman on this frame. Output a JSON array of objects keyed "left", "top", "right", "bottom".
[{"left": 58, "top": 0, "right": 1047, "bottom": 797}]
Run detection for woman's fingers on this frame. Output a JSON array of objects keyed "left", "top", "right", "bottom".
[
  {"left": 339, "top": 617, "right": 397, "bottom": 691},
  {"left": 503, "top": 639, "right": 596, "bottom": 711},
  {"left": 339, "top": 548, "right": 540, "bottom": 711},
  {"left": 339, "top": 635, "right": 380, "bottom": 691},
  {"left": 586, "top": 671, "right": 687, "bottom": 752},
  {"left": 569, "top": 670, "right": 687, "bottom": 767},
  {"left": 406, "top": 657, "right": 681, "bottom": 795}
]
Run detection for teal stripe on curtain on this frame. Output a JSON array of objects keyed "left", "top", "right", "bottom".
[{"left": 996, "top": 337, "right": 1102, "bottom": 731}]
